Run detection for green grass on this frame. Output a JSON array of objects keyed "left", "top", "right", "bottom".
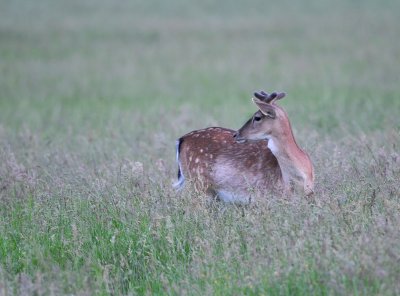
[{"left": 1, "top": 0, "right": 400, "bottom": 294}]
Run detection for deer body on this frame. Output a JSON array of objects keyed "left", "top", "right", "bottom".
[
  {"left": 174, "top": 90, "right": 314, "bottom": 202},
  {"left": 175, "top": 127, "right": 281, "bottom": 202}
]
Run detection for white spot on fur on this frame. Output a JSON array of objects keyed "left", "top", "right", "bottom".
[
  {"left": 195, "top": 158, "right": 199, "bottom": 163},
  {"left": 200, "top": 149, "right": 203, "bottom": 153}
]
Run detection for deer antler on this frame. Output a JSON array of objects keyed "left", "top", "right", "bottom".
[
  {"left": 253, "top": 90, "right": 286, "bottom": 104},
  {"left": 254, "top": 91, "right": 268, "bottom": 101}
]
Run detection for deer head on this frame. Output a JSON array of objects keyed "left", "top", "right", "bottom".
[{"left": 234, "top": 91, "right": 287, "bottom": 143}]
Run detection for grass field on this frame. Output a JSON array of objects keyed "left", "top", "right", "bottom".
[{"left": 1, "top": 0, "right": 400, "bottom": 295}]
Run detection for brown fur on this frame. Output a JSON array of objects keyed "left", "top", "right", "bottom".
[{"left": 177, "top": 127, "right": 282, "bottom": 198}]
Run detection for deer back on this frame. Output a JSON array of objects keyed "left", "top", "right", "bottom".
[{"left": 175, "top": 127, "right": 281, "bottom": 195}]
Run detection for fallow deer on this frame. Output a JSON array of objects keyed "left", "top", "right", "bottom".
[{"left": 174, "top": 90, "right": 314, "bottom": 202}]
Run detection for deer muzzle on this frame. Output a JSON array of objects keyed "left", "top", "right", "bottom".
[{"left": 233, "top": 132, "right": 246, "bottom": 144}]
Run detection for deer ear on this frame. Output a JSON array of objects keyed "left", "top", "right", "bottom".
[{"left": 252, "top": 98, "right": 276, "bottom": 118}]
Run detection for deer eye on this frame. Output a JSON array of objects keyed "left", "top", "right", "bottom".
[{"left": 254, "top": 115, "right": 262, "bottom": 122}]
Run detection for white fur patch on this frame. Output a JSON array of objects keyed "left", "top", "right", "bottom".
[
  {"left": 267, "top": 138, "right": 278, "bottom": 154},
  {"left": 173, "top": 140, "right": 185, "bottom": 190}
]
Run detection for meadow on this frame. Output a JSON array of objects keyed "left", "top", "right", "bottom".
[{"left": 1, "top": 0, "right": 400, "bottom": 295}]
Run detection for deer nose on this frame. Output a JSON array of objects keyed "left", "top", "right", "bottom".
[{"left": 233, "top": 132, "right": 246, "bottom": 143}]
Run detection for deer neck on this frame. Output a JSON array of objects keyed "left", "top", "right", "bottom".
[{"left": 267, "top": 126, "right": 314, "bottom": 194}]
